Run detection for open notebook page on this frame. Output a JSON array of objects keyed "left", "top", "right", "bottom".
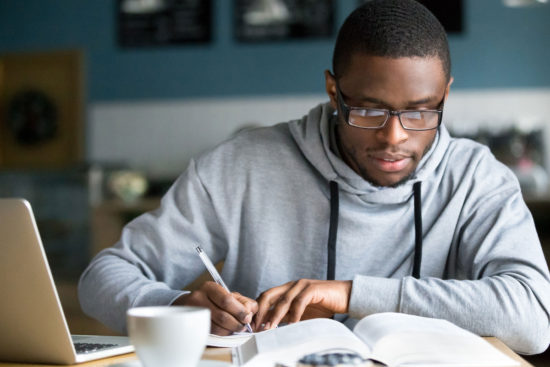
[
  {"left": 207, "top": 322, "right": 291, "bottom": 347},
  {"left": 207, "top": 332, "right": 255, "bottom": 347}
]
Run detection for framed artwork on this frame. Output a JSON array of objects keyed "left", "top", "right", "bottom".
[
  {"left": 0, "top": 50, "right": 84, "bottom": 169},
  {"left": 235, "top": 0, "right": 335, "bottom": 42},
  {"left": 118, "top": 0, "right": 212, "bottom": 47}
]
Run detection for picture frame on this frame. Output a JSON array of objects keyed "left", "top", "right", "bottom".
[
  {"left": 235, "top": 0, "right": 335, "bottom": 42},
  {"left": 0, "top": 50, "right": 84, "bottom": 169},
  {"left": 117, "top": 0, "right": 212, "bottom": 47}
]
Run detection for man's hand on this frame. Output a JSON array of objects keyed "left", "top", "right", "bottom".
[
  {"left": 172, "top": 281, "right": 258, "bottom": 335},
  {"left": 254, "top": 279, "right": 352, "bottom": 331}
]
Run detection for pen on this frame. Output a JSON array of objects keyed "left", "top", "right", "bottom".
[{"left": 195, "top": 246, "right": 254, "bottom": 333}]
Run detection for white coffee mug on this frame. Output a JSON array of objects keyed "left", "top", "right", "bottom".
[{"left": 127, "top": 306, "right": 210, "bottom": 367}]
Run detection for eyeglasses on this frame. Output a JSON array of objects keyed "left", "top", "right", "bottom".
[{"left": 336, "top": 86, "right": 445, "bottom": 131}]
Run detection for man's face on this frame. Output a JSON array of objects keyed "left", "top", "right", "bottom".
[{"left": 326, "top": 54, "right": 453, "bottom": 187}]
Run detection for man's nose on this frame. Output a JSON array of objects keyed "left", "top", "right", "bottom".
[{"left": 377, "top": 115, "right": 408, "bottom": 145}]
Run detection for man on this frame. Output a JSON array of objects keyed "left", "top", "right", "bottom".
[{"left": 79, "top": 0, "right": 550, "bottom": 354}]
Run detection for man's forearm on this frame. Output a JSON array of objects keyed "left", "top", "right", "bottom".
[
  {"left": 78, "top": 249, "right": 186, "bottom": 334},
  {"left": 349, "top": 273, "right": 550, "bottom": 354}
]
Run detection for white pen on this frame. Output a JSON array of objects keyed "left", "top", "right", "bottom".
[{"left": 195, "top": 246, "right": 254, "bottom": 333}]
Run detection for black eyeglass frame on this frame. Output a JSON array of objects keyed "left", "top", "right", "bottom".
[{"left": 336, "top": 85, "right": 445, "bottom": 131}]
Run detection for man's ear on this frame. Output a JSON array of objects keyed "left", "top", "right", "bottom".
[
  {"left": 324, "top": 70, "right": 338, "bottom": 110},
  {"left": 444, "top": 76, "right": 454, "bottom": 102}
]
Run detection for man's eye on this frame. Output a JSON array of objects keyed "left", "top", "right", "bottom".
[
  {"left": 405, "top": 111, "right": 423, "bottom": 120},
  {"left": 364, "top": 109, "right": 386, "bottom": 117}
]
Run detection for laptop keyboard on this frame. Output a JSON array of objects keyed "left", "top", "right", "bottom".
[{"left": 74, "top": 342, "right": 118, "bottom": 354}]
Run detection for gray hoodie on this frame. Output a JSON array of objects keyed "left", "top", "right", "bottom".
[{"left": 79, "top": 103, "right": 550, "bottom": 354}]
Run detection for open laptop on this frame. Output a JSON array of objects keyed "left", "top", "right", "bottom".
[{"left": 0, "top": 198, "right": 134, "bottom": 364}]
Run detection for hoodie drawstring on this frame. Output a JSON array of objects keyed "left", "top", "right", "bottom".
[
  {"left": 327, "top": 181, "right": 339, "bottom": 281},
  {"left": 412, "top": 181, "right": 423, "bottom": 279},
  {"left": 326, "top": 180, "right": 423, "bottom": 281}
]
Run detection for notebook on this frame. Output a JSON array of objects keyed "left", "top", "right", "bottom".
[{"left": 0, "top": 198, "right": 134, "bottom": 364}]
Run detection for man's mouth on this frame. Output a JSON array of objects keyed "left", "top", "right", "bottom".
[{"left": 370, "top": 154, "right": 412, "bottom": 172}]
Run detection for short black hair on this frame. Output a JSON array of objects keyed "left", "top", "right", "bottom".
[{"left": 333, "top": 0, "right": 451, "bottom": 81}]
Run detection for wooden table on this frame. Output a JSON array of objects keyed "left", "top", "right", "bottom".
[{"left": 0, "top": 339, "right": 533, "bottom": 367}]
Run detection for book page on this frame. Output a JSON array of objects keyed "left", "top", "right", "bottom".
[
  {"left": 353, "top": 313, "right": 518, "bottom": 366},
  {"left": 374, "top": 332, "right": 519, "bottom": 367},
  {"left": 235, "top": 318, "right": 371, "bottom": 367},
  {"left": 353, "top": 312, "right": 473, "bottom": 348}
]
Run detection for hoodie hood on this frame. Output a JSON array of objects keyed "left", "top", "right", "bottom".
[{"left": 289, "top": 102, "right": 451, "bottom": 204}]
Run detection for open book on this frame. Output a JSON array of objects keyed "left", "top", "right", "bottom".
[{"left": 230, "top": 313, "right": 519, "bottom": 367}]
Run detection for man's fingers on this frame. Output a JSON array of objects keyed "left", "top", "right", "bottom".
[
  {"left": 254, "top": 283, "right": 293, "bottom": 330},
  {"left": 209, "top": 305, "right": 249, "bottom": 332},
  {"left": 204, "top": 282, "right": 254, "bottom": 326},
  {"left": 285, "top": 292, "right": 313, "bottom": 324},
  {"left": 182, "top": 284, "right": 244, "bottom": 334},
  {"left": 265, "top": 280, "right": 310, "bottom": 327},
  {"left": 210, "top": 319, "right": 244, "bottom": 336},
  {"left": 233, "top": 292, "right": 259, "bottom": 321}
]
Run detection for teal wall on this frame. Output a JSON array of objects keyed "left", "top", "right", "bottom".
[{"left": 1, "top": 0, "right": 549, "bottom": 102}]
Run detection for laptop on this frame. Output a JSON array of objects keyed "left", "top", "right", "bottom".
[{"left": 0, "top": 198, "right": 134, "bottom": 364}]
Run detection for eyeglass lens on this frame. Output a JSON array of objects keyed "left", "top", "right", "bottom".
[{"left": 349, "top": 109, "right": 440, "bottom": 130}]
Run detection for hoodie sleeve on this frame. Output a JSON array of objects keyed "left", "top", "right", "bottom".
[
  {"left": 349, "top": 171, "right": 550, "bottom": 355},
  {"left": 78, "top": 159, "right": 227, "bottom": 334}
]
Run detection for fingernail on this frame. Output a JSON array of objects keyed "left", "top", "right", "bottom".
[{"left": 265, "top": 322, "right": 271, "bottom": 330}]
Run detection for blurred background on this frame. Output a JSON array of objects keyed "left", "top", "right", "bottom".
[{"left": 1, "top": 0, "right": 550, "bottom": 359}]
